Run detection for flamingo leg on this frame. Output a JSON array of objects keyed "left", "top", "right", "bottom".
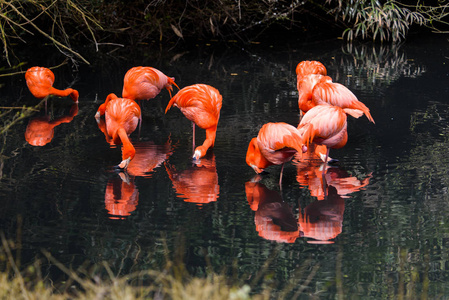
[
  {"left": 279, "top": 163, "right": 285, "bottom": 188},
  {"left": 321, "top": 172, "right": 328, "bottom": 199},
  {"left": 138, "top": 100, "right": 143, "bottom": 139},
  {"left": 192, "top": 122, "right": 196, "bottom": 154},
  {"left": 322, "top": 147, "right": 330, "bottom": 177}
]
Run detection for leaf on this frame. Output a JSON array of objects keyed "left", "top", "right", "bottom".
[{"left": 170, "top": 24, "right": 183, "bottom": 39}]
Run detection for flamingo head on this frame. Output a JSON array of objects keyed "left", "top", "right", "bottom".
[
  {"left": 95, "top": 103, "right": 106, "bottom": 122},
  {"left": 246, "top": 138, "right": 269, "bottom": 174},
  {"left": 69, "top": 89, "right": 79, "bottom": 103},
  {"left": 166, "top": 77, "right": 180, "bottom": 98},
  {"left": 118, "top": 144, "right": 136, "bottom": 170},
  {"left": 193, "top": 145, "right": 207, "bottom": 161},
  {"left": 117, "top": 157, "right": 131, "bottom": 170}
]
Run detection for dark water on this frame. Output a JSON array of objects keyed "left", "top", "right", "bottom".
[{"left": 1, "top": 34, "right": 449, "bottom": 298}]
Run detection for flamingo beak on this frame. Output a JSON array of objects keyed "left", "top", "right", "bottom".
[
  {"left": 94, "top": 111, "right": 101, "bottom": 123},
  {"left": 117, "top": 157, "right": 131, "bottom": 170},
  {"left": 193, "top": 150, "right": 201, "bottom": 161}
]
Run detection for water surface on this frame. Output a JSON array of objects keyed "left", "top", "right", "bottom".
[{"left": 1, "top": 34, "right": 449, "bottom": 298}]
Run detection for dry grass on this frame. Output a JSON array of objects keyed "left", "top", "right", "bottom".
[
  {"left": 0, "top": 0, "right": 101, "bottom": 66},
  {"left": 0, "top": 234, "right": 287, "bottom": 300}
]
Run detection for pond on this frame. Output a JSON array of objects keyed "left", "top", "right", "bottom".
[{"left": 1, "top": 34, "right": 449, "bottom": 298}]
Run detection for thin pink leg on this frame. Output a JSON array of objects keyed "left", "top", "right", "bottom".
[
  {"left": 279, "top": 163, "right": 285, "bottom": 188},
  {"left": 192, "top": 122, "right": 196, "bottom": 154}
]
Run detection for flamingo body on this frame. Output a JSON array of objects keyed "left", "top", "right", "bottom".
[
  {"left": 246, "top": 122, "right": 306, "bottom": 174},
  {"left": 298, "top": 105, "right": 348, "bottom": 163},
  {"left": 122, "top": 66, "right": 179, "bottom": 100},
  {"left": 298, "top": 74, "right": 374, "bottom": 123},
  {"left": 25, "top": 67, "right": 79, "bottom": 102},
  {"left": 97, "top": 93, "right": 141, "bottom": 169},
  {"left": 165, "top": 84, "right": 222, "bottom": 159}
]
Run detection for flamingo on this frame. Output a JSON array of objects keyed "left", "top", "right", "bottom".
[
  {"left": 25, "top": 67, "right": 79, "bottom": 102},
  {"left": 25, "top": 104, "right": 78, "bottom": 146},
  {"left": 296, "top": 60, "right": 327, "bottom": 89},
  {"left": 297, "top": 73, "right": 375, "bottom": 123},
  {"left": 297, "top": 104, "right": 348, "bottom": 165},
  {"left": 95, "top": 93, "right": 141, "bottom": 170},
  {"left": 122, "top": 66, "right": 179, "bottom": 101},
  {"left": 165, "top": 84, "right": 222, "bottom": 160},
  {"left": 246, "top": 122, "right": 307, "bottom": 185}
]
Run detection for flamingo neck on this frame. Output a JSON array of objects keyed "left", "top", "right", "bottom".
[
  {"left": 193, "top": 126, "right": 217, "bottom": 160},
  {"left": 48, "top": 87, "right": 79, "bottom": 102}
]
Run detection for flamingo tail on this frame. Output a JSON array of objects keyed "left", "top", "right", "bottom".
[
  {"left": 165, "top": 96, "right": 177, "bottom": 114},
  {"left": 299, "top": 123, "right": 316, "bottom": 149},
  {"left": 345, "top": 101, "right": 375, "bottom": 123},
  {"left": 167, "top": 77, "right": 180, "bottom": 90}
]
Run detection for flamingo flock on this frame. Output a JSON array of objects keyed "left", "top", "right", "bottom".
[
  {"left": 24, "top": 61, "right": 374, "bottom": 227},
  {"left": 25, "top": 60, "right": 374, "bottom": 178}
]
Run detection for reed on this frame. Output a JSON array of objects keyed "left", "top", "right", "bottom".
[
  {"left": 0, "top": 235, "right": 320, "bottom": 300},
  {"left": 0, "top": 0, "right": 101, "bottom": 66}
]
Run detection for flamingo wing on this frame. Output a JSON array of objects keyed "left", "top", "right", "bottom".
[
  {"left": 298, "top": 105, "right": 348, "bottom": 149},
  {"left": 167, "top": 84, "right": 222, "bottom": 129},
  {"left": 105, "top": 98, "right": 141, "bottom": 140},
  {"left": 25, "top": 67, "right": 55, "bottom": 98},
  {"left": 312, "top": 81, "right": 374, "bottom": 123},
  {"left": 257, "top": 122, "right": 304, "bottom": 165},
  {"left": 122, "top": 67, "right": 169, "bottom": 100}
]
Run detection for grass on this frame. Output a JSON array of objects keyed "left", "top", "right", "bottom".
[{"left": 0, "top": 232, "right": 324, "bottom": 300}]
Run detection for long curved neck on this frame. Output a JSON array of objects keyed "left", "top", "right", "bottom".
[
  {"left": 193, "top": 126, "right": 217, "bottom": 159},
  {"left": 49, "top": 87, "right": 79, "bottom": 102},
  {"left": 116, "top": 127, "right": 135, "bottom": 170}
]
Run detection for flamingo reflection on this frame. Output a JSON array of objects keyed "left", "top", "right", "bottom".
[
  {"left": 25, "top": 104, "right": 78, "bottom": 146},
  {"left": 298, "top": 185, "right": 345, "bottom": 244},
  {"left": 103, "top": 140, "right": 173, "bottom": 219},
  {"left": 295, "top": 155, "right": 372, "bottom": 244},
  {"left": 245, "top": 178, "right": 301, "bottom": 243},
  {"left": 126, "top": 140, "right": 174, "bottom": 177},
  {"left": 104, "top": 174, "right": 139, "bottom": 220},
  {"left": 295, "top": 153, "right": 372, "bottom": 200},
  {"left": 165, "top": 154, "right": 219, "bottom": 205}
]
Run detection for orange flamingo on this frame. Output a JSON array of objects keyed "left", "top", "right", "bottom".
[
  {"left": 95, "top": 93, "right": 141, "bottom": 169},
  {"left": 165, "top": 84, "right": 222, "bottom": 160},
  {"left": 122, "top": 66, "right": 179, "bottom": 101},
  {"left": 104, "top": 176, "right": 139, "bottom": 220},
  {"left": 297, "top": 73, "right": 374, "bottom": 123},
  {"left": 246, "top": 122, "right": 307, "bottom": 185},
  {"left": 296, "top": 60, "right": 327, "bottom": 89},
  {"left": 25, "top": 67, "right": 79, "bottom": 102},
  {"left": 25, "top": 104, "right": 78, "bottom": 146},
  {"left": 245, "top": 180, "right": 301, "bottom": 243},
  {"left": 298, "top": 105, "right": 348, "bottom": 165},
  {"left": 165, "top": 155, "right": 219, "bottom": 206}
]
